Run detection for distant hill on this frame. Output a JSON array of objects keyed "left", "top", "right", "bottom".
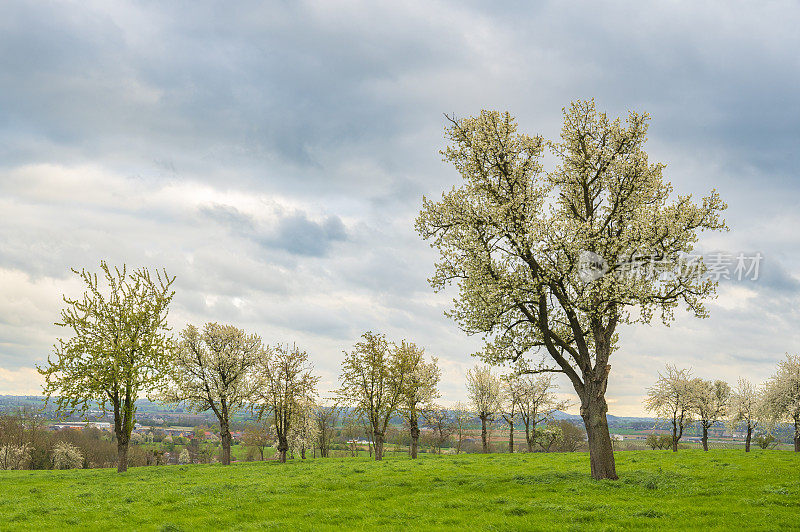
[{"left": 0, "top": 395, "right": 654, "bottom": 423}]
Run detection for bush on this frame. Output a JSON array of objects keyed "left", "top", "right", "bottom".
[
  {"left": 0, "top": 443, "right": 32, "bottom": 470},
  {"left": 178, "top": 449, "right": 190, "bottom": 464},
  {"left": 754, "top": 433, "right": 777, "bottom": 449},
  {"left": 646, "top": 433, "right": 673, "bottom": 450},
  {"left": 52, "top": 441, "right": 83, "bottom": 470},
  {"left": 554, "top": 420, "right": 586, "bottom": 452}
]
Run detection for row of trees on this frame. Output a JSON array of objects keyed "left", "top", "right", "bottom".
[
  {"left": 465, "top": 366, "right": 568, "bottom": 454},
  {"left": 335, "top": 338, "right": 578, "bottom": 460},
  {"left": 645, "top": 356, "right": 800, "bottom": 452},
  {"left": 35, "top": 261, "right": 580, "bottom": 473},
  {"left": 38, "top": 262, "right": 324, "bottom": 472}
]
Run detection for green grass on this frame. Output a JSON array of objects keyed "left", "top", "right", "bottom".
[{"left": 1, "top": 450, "right": 798, "bottom": 530}]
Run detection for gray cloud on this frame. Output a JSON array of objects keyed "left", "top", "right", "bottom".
[
  {"left": 200, "top": 203, "right": 348, "bottom": 257},
  {"left": 1, "top": 1, "right": 800, "bottom": 414}
]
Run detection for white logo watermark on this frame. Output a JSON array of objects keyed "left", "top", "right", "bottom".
[
  {"left": 578, "top": 250, "right": 608, "bottom": 282},
  {"left": 577, "top": 251, "right": 763, "bottom": 284}
]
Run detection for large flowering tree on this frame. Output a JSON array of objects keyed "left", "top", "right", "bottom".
[{"left": 416, "top": 100, "right": 726, "bottom": 479}]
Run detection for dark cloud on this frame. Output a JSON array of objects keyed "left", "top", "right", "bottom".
[
  {"left": 200, "top": 202, "right": 348, "bottom": 257},
  {"left": 265, "top": 212, "right": 347, "bottom": 257}
]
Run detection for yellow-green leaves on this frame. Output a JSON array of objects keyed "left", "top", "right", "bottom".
[{"left": 38, "top": 261, "right": 175, "bottom": 420}]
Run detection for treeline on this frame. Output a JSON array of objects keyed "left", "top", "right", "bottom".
[
  {"left": 21, "top": 262, "right": 596, "bottom": 473},
  {"left": 645, "top": 356, "right": 800, "bottom": 452},
  {"left": 0, "top": 414, "right": 160, "bottom": 469}
]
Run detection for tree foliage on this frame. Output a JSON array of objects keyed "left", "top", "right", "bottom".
[
  {"left": 762, "top": 353, "right": 800, "bottom": 451},
  {"left": 253, "top": 344, "right": 318, "bottom": 463},
  {"left": 466, "top": 365, "right": 502, "bottom": 453},
  {"left": 161, "top": 323, "right": 262, "bottom": 465},
  {"left": 337, "top": 332, "right": 408, "bottom": 460},
  {"left": 645, "top": 365, "right": 695, "bottom": 452},
  {"left": 52, "top": 441, "right": 84, "bottom": 470},
  {"left": 38, "top": 262, "right": 175, "bottom": 472}
]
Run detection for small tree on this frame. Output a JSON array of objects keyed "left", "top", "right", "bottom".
[
  {"left": 692, "top": 378, "right": 731, "bottom": 451},
  {"left": 178, "top": 448, "right": 190, "bottom": 464},
  {"left": 754, "top": 433, "right": 777, "bottom": 449},
  {"left": 162, "top": 323, "right": 261, "bottom": 465},
  {"left": 515, "top": 374, "right": 569, "bottom": 452},
  {"left": 289, "top": 398, "right": 318, "bottom": 459},
  {"left": 535, "top": 424, "right": 564, "bottom": 452},
  {"left": 729, "top": 377, "right": 765, "bottom": 452},
  {"left": 500, "top": 376, "right": 519, "bottom": 453},
  {"left": 398, "top": 342, "right": 441, "bottom": 459},
  {"left": 646, "top": 433, "right": 661, "bottom": 450},
  {"left": 341, "top": 412, "right": 363, "bottom": 457},
  {"left": 337, "top": 332, "right": 408, "bottom": 460},
  {"left": 645, "top": 365, "right": 695, "bottom": 452},
  {"left": 452, "top": 402, "right": 472, "bottom": 454},
  {"left": 242, "top": 422, "right": 272, "bottom": 461},
  {"left": 763, "top": 353, "right": 800, "bottom": 452},
  {"left": 423, "top": 406, "right": 454, "bottom": 454},
  {"left": 466, "top": 366, "right": 502, "bottom": 453},
  {"left": 39, "top": 262, "right": 175, "bottom": 473},
  {"left": 554, "top": 420, "right": 586, "bottom": 452},
  {"left": 253, "top": 344, "right": 319, "bottom": 463},
  {"left": 313, "top": 403, "right": 338, "bottom": 458},
  {"left": 52, "top": 441, "right": 83, "bottom": 470}
]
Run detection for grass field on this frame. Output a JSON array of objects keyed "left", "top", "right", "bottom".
[{"left": 1, "top": 450, "right": 798, "bottom": 530}]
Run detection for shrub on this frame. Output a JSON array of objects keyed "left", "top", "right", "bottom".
[
  {"left": 52, "top": 441, "right": 84, "bottom": 470},
  {"left": 0, "top": 443, "right": 32, "bottom": 470},
  {"left": 178, "top": 449, "right": 190, "bottom": 464},
  {"left": 646, "top": 433, "right": 672, "bottom": 450},
  {"left": 754, "top": 433, "right": 777, "bottom": 449}
]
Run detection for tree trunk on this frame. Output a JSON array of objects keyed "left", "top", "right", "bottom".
[
  {"left": 301, "top": 446, "right": 306, "bottom": 460},
  {"left": 277, "top": 435, "right": 288, "bottom": 463},
  {"left": 374, "top": 431, "right": 384, "bottom": 461},
  {"left": 410, "top": 414, "right": 420, "bottom": 459},
  {"left": 525, "top": 422, "right": 534, "bottom": 452},
  {"left": 580, "top": 394, "right": 618, "bottom": 480},
  {"left": 702, "top": 424, "right": 709, "bottom": 451},
  {"left": 480, "top": 414, "right": 488, "bottom": 453},
  {"left": 745, "top": 425, "right": 752, "bottom": 452},
  {"left": 671, "top": 423, "right": 678, "bottom": 452},
  {"left": 508, "top": 419, "right": 514, "bottom": 453},
  {"left": 220, "top": 423, "right": 232, "bottom": 465},
  {"left": 794, "top": 416, "right": 800, "bottom": 452},
  {"left": 116, "top": 439, "right": 129, "bottom": 473}
]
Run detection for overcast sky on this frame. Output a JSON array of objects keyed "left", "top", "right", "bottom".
[{"left": 1, "top": 1, "right": 799, "bottom": 416}]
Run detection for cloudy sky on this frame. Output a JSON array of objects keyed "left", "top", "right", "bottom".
[{"left": 1, "top": 1, "right": 799, "bottom": 416}]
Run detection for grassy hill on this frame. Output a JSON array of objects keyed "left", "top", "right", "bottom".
[{"left": 1, "top": 450, "right": 798, "bottom": 530}]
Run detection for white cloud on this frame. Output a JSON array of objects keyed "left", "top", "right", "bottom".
[{"left": 1, "top": 1, "right": 799, "bottom": 415}]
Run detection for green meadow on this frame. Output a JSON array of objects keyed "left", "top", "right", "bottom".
[{"left": 1, "top": 450, "right": 798, "bottom": 531}]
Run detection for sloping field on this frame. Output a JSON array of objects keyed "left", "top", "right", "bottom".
[{"left": 1, "top": 450, "right": 798, "bottom": 530}]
